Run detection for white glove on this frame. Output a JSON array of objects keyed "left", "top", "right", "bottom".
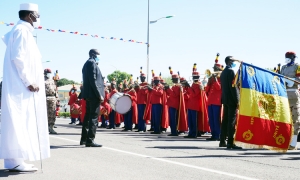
[{"left": 284, "top": 78, "right": 295, "bottom": 88}]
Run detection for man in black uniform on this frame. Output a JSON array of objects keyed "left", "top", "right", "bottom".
[
  {"left": 219, "top": 56, "right": 242, "bottom": 149},
  {"left": 80, "top": 49, "right": 105, "bottom": 147}
]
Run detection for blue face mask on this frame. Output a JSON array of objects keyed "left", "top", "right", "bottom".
[
  {"left": 95, "top": 56, "right": 100, "bottom": 62},
  {"left": 231, "top": 63, "right": 236, "bottom": 68}
]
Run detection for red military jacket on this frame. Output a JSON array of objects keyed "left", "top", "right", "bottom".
[
  {"left": 183, "top": 87, "right": 189, "bottom": 108},
  {"left": 102, "top": 90, "right": 110, "bottom": 104},
  {"left": 68, "top": 92, "right": 78, "bottom": 105},
  {"left": 70, "top": 103, "right": 81, "bottom": 118},
  {"left": 150, "top": 84, "right": 163, "bottom": 104},
  {"left": 127, "top": 89, "right": 138, "bottom": 124},
  {"left": 136, "top": 82, "right": 148, "bottom": 104},
  {"left": 101, "top": 90, "right": 112, "bottom": 115},
  {"left": 206, "top": 77, "right": 222, "bottom": 106},
  {"left": 127, "top": 89, "right": 137, "bottom": 106},
  {"left": 79, "top": 99, "right": 86, "bottom": 123},
  {"left": 123, "top": 88, "right": 129, "bottom": 94},
  {"left": 166, "top": 84, "right": 181, "bottom": 109},
  {"left": 187, "top": 82, "right": 201, "bottom": 111},
  {"left": 187, "top": 82, "right": 210, "bottom": 132},
  {"left": 108, "top": 89, "right": 117, "bottom": 99}
]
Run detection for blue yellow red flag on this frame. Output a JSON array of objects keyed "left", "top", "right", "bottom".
[{"left": 235, "top": 62, "right": 293, "bottom": 152}]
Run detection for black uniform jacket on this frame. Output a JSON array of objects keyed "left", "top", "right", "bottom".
[
  {"left": 82, "top": 58, "right": 105, "bottom": 100},
  {"left": 220, "top": 66, "right": 239, "bottom": 106}
]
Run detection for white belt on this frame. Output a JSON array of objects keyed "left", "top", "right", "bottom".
[{"left": 286, "top": 89, "right": 298, "bottom": 91}]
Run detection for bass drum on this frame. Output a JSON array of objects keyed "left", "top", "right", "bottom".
[{"left": 109, "top": 92, "right": 132, "bottom": 114}]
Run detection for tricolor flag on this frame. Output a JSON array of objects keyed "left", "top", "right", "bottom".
[{"left": 234, "top": 62, "right": 293, "bottom": 152}]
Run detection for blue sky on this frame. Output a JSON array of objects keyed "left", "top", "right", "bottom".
[{"left": 1, "top": 0, "right": 300, "bottom": 83}]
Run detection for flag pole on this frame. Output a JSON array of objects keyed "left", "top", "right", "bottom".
[{"left": 231, "top": 58, "right": 300, "bottom": 84}]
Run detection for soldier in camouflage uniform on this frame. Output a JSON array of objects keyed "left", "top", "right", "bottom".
[
  {"left": 44, "top": 68, "right": 58, "bottom": 134},
  {"left": 280, "top": 51, "right": 300, "bottom": 150}
]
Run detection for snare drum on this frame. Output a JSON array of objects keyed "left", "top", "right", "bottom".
[{"left": 109, "top": 92, "right": 132, "bottom": 114}]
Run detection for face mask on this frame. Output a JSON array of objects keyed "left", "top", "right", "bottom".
[
  {"left": 206, "top": 74, "right": 210, "bottom": 78},
  {"left": 33, "top": 18, "right": 40, "bottom": 28},
  {"left": 285, "top": 58, "right": 291, "bottom": 64},
  {"left": 231, "top": 63, "right": 236, "bottom": 68},
  {"left": 95, "top": 55, "right": 100, "bottom": 62},
  {"left": 46, "top": 73, "right": 51, "bottom": 78}
]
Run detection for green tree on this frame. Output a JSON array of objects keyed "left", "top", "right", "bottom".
[
  {"left": 107, "top": 70, "right": 131, "bottom": 85},
  {"left": 162, "top": 77, "right": 172, "bottom": 86},
  {"left": 57, "top": 78, "right": 79, "bottom": 87}
]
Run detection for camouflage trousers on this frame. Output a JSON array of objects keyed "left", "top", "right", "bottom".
[
  {"left": 46, "top": 96, "right": 57, "bottom": 126},
  {"left": 287, "top": 90, "right": 300, "bottom": 135}
]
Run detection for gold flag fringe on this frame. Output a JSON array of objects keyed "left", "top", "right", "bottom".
[{"left": 234, "top": 141, "right": 289, "bottom": 153}]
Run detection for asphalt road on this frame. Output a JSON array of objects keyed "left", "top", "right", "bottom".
[{"left": 1, "top": 118, "right": 299, "bottom": 180}]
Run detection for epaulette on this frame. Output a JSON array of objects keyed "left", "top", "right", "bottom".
[{"left": 296, "top": 63, "right": 300, "bottom": 77}]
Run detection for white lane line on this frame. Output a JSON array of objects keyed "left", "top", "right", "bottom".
[{"left": 50, "top": 136, "right": 258, "bottom": 180}]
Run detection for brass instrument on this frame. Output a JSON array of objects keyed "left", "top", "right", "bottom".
[{"left": 205, "top": 69, "right": 222, "bottom": 78}]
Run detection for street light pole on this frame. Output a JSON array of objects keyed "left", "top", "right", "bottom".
[
  {"left": 146, "top": 0, "right": 150, "bottom": 83},
  {"left": 146, "top": 5, "right": 174, "bottom": 82}
]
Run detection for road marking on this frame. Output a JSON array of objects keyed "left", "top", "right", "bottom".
[{"left": 50, "top": 135, "right": 258, "bottom": 180}]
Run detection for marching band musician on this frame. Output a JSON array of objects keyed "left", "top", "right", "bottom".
[
  {"left": 135, "top": 71, "right": 149, "bottom": 132},
  {"left": 118, "top": 79, "right": 130, "bottom": 128},
  {"left": 159, "top": 78, "right": 169, "bottom": 133},
  {"left": 99, "top": 84, "right": 111, "bottom": 128},
  {"left": 68, "top": 86, "right": 78, "bottom": 124},
  {"left": 131, "top": 74, "right": 139, "bottom": 130},
  {"left": 148, "top": 76, "right": 168, "bottom": 134},
  {"left": 280, "top": 51, "right": 300, "bottom": 150},
  {"left": 123, "top": 79, "right": 129, "bottom": 93},
  {"left": 117, "top": 81, "right": 123, "bottom": 92},
  {"left": 70, "top": 100, "right": 81, "bottom": 124},
  {"left": 123, "top": 80, "right": 138, "bottom": 131},
  {"left": 184, "top": 64, "right": 210, "bottom": 138},
  {"left": 78, "top": 85, "right": 85, "bottom": 126},
  {"left": 107, "top": 81, "right": 121, "bottom": 129},
  {"left": 205, "top": 54, "right": 223, "bottom": 141},
  {"left": 165, "top": 70, "right": 188, "bottom": 136},
  {"left": 144, "top": 71, "right": 156, "bottom": 131},
  {"left": 180, "top": 77, "right": 189, "bottom": 108},
  {"left": 179, "top": 77, "right": 189, "bottom": 135},
  {"left": 121, "top": 78, "right": 130, "bottom": 129}
]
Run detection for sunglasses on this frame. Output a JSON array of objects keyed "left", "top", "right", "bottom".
[{"left": 31, "top": 13, "right": 40, "bottom": 18}]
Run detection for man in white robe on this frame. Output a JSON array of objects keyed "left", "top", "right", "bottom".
[{"left": 0, "top": 3, "right": 50, "bottom": 171}]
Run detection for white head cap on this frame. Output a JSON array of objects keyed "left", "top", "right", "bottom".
[{"left": 20, "top": 3, "right": 38, "bottom": 12}]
